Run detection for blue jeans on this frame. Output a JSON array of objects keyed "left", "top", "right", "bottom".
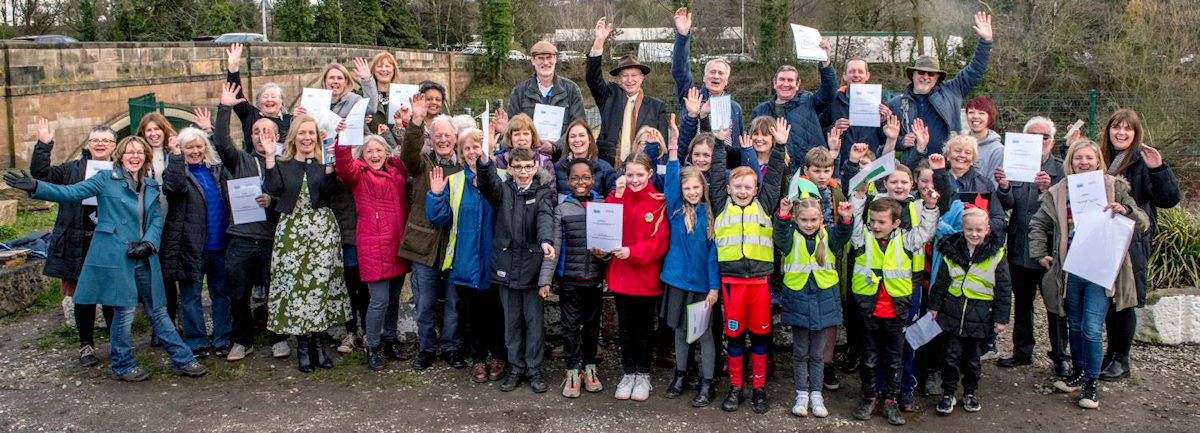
[
  {"left": 411, "top": 262, "right": 459, "bottom": 353},
  {"left": 365, "top": 277, "right": 402, "bottom": 347},
  {"left": 178, "top": 249, "right": 231, "bottom": 349},
  {"left": 1065, "top": 273, "right": 1111, "bottom": 379},
  {"left": 110, "top": 260, "right": 195, "bottom": 375}
]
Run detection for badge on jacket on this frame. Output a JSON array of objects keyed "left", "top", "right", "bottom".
[{"left": 644, "top": 212, "right": 654, "bottom": 222}]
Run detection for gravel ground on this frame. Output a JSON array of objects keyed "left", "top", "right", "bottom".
[{"left": 0, "top": 303, "right": 1197, "bottom": 432}]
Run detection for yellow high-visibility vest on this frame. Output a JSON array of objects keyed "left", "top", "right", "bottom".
[
  {"left": 714, "top": 199, "right": 773, "bottom": 263},
  {"left": 945, "top": 248, "right": 1005, "bottom": 300},
  {"left": 782, "top": 227, "right": 839, "bottom": 291},
  {"left": 851, "top": 230, "right": 913, "bottom": 298},
  {"left": 440, "top": 172, "right": 467, "bottom": 271}
]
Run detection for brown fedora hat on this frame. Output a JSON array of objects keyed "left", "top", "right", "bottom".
[
  {"left": 609, "top": 55, "right": 651, "bottom": 76},
  {"left": 905, "top": 55, "right": 948, "bottom": 81}
]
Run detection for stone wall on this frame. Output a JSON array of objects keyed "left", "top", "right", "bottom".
[
  {"left": 0, "top": 259, "right": 50, "bottom": 318},
  {"left": 0, "top": 41, "right": 473, "bottom": 168}
]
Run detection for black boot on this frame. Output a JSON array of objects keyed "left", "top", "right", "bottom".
[
  {"left": 1078, "top": 378, "right": 1099, "bottom": 409},
  {"left": 664, "top": 370, "right": 687, "bottom": 399},
  {"left": 382, "top": 337, "right": 410, "bottom": 361},
  {"left": 884, "top": 398, "right": 906, "bottom": 425},
  {"left": 1053, "top": 359, "right": 1072, "bottom": 378},
  {"left": 367, "top": 346, "right": 385, "bottom": 371},
  {"left": 691, "top": 378, "right": 715, "bottom": 407},
  {"left": 721, "top": 385, "right": 744, "bottom": 412},
  {"left": 312, "top": 333, "right": 333, "bottom": 369},
  {"left": 296, "top": 335, "right": 313, "bottom": 373},
  {"left": 1099, "top": 353, "right": 1130, "bottom": 381},
  {"left": 750, "top": 387, "right": 769, "bottom": 414},
  {"left": 852, "top": 396, "right": 877, "bottom": 420}
]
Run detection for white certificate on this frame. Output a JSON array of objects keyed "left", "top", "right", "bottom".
[
  {"left": 585, "top": 202, "right": 623, "bottom": 251},
  {"left": 848, "top": 84, "right": 882, "bottom": 127},
  {"left": 789, "top": 24, "right": 828, "bottom": 62},
  {"left": 81, "top": 160, "right": 112, "bottom": 206},
  {"left": 226, "top": 177, "right": 267, "bottom": 225},
  {"left": 1062, "top": 211, "right": 1136, "bottom": 292},
  {"left": 533, "top": 103, "right": 567, "bottom": 142},
  {"left": 686, "top": 300, "right": 713, "bottom": 344},
  {"left": 299, "top": 88, "right": 333, "bottom": 120},
  {"left": 905, "top": 312, "right": 943, "bottom": 350},
  {"left": 848, "top": 152, "right": 896, "bottom": 193},
  {"left": 708, "top": 95, "right": 733, "bottom": 131},
  {"left": 1003, "top": 132, "right": 1043, "bottom": 183},
  {"left": 386, "top": 84, "right": 420, "bottom": 125},
  {"left": 338, "top": 98, "right": 371, "bottom": 146},
  {"left": 1066, "top": 170, "right": 1107, "bottom": 217},
  {"left": 481, "top": 100, "right": 491, "bottom": 155}
]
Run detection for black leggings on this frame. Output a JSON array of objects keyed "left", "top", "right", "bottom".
[
  {"left": 614, "top": 293, "right": 657, "bottom": 374},
  {"left": 343, "top": 265, "right": 369, "bottom": 336},
  {"left": 75, "top": 302, "right": 114, "bottom": 348}
]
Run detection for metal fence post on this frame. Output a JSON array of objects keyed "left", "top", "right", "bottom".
[{"left": 1088, "top": 89, "right": 1097, "bottom": 137}]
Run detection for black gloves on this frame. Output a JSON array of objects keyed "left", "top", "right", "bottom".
[
  {"left": 3, "top": 170, "right": 37, "bottom": 193},
  {"left": 126, "top": 241, "right": 156, "bottom": 259}
]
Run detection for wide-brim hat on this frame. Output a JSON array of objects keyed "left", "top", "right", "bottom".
[
  {"left": 530, "top": 40, "right": 558, "bottom": 56},
  {"left": 609, "top": 55, "right": 651, "bottom": 76},
  {"left": 905, "top": 55, "right": 947, "bottom": 81}
]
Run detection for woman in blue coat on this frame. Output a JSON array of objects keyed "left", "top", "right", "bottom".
[{"left": 5, "top": 137, "right": 206, "bottom": 382}]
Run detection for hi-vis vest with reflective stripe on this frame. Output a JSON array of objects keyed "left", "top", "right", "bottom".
[
  {"left": 945, "top": 248, "right": 1005, "bottom": 300},
  {"left": 851, "top": 231, "right": 913, "bottom": 298},
  {"left": 782, "top": 228, "right": 839, "bottom": 291},
  {"left": 714, "top": 199, "right": 773, "bottom": 263},
  {"left": 903, "top": 202, "right": 926, "bottom": 271},
  {"left": 441, "top": 172, "right": 467, "bottom": 271}
]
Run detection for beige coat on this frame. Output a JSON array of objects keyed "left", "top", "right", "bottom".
[{"left": 1028, "top": 174, "right": 1148, "bottom": 315}]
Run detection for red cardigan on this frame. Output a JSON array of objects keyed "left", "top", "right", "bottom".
[
  {"left": 335, "top": 144, "right": 410, "bottom": 282},
  {"left": 605, "top": 184, "right": 670, "bottom": 296}
]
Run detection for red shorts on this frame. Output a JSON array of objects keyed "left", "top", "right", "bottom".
[{"left": 721, "top": 276, "right": 771, "bottom": 337}]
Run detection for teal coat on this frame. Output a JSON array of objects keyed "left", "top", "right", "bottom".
[{"left": 31, "top": 169, "right": 166, "bottom": 308}]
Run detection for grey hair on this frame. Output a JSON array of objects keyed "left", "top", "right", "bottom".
[
  {"left": 258, "top": 82, "right": 283, "bottom": 99},
  {"left": 88, "top": 125, "right": 116, "bottom": 141},
  {"left": 1023, "top": 116, "right": 1057, "bottom": 138},
  {"left": 353, "top": 134, "right": 393, "bottom": 159},
  {"left": 176, "top": 126, "right": 221, "bottom": 165},
  {"left": 704, "top": 58, "right": 731, "bottom": 75},
  {"left": 449, "top": 114, "right": 475, "bottom": 133},
  {"left": 430, "top": 114, "right": 455, "bottom": 132}
]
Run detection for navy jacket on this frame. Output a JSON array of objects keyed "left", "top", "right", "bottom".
[
  {"left": 750, "top": 64, "right": 837, "bottom": 173},
  {"left": 672, "top": 31, "right": 745, "bottom": 150},
  {"left": 887, "top": 38, "right": 993, "bottom": 155},
  {"left": 774, "top": 215, "right": 851, "bottom": 330}
]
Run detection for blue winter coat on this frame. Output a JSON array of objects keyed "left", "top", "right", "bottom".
[
  {"left": 887, "top": 38, "right": 993, "bottom": 156},
  {"left": 672, "top": 31, "right": 745, "bottom": 149},
  {"left": 660, "top": 160, "right": 720, "bottom": 294},
  {"left": 426, "top": 166, "right": 495, "bottom": 290},
  {"left": 750, "top": 64, "right": 837, "bottom": 173},
  {"left": 31, "top": 169, "right": 167, "bottom": 308},
  {"left": 774, "top": 215, "right": 851, "bottom": 330}
]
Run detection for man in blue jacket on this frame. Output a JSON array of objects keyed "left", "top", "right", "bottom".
[
  {"left": 819, "top": 58, "right": 894, "bottom": 173},
  {"left": 750, "top": 42, "right": 836, "bottom": 174},
  {"left": 671, "top": 7, "right": 743, "bottom": 166},
  {"left": 888, "top": 12, "right": 995, "bottom": 160}
]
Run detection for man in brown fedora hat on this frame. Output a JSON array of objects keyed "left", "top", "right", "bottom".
[
  {"left": 507, "top": 40, "right": 585, "bottom": 157},
  {"left": 586, "top": 16, "right": 668, "bottom": 167},
  {"left": 887, "top": 11, "right": 994, "bottom": 165}
]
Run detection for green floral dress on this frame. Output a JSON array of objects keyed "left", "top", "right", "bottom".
[{"left": 268, "top": 174, "right": 349, "bottom": 335}]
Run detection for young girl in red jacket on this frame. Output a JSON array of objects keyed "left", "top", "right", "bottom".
[{"left": 606, "top": 151, "right": 670, "bottom": 402}]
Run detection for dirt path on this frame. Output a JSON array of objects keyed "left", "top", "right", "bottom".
[{"left": 0, "top": 306, "right": 1196, "bottom": 432}]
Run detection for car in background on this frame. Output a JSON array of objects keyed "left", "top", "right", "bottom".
[
  {"left": 10, "top": 34, "right": 79, "bottom": 43},
  {"left": 508, "top": 50, "right": 528, "bottom": 61},
  {"left": 558, "top": 50, "right": 585, "bottom": 62},
  {"left": 698, "top": 53, "right": 754, "bottom": 64},
  {"left": 461, "top": 46, "right": 486, "bottom": 55},
  {"left": 214, "top": 33, "right": 268, "bottom": 43}
]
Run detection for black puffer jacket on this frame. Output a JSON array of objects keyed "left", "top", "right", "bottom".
[
  {"left": 476, "top": 157, "right": 556, "bottom": 290},
  {"left": 1116, "top": 151, "right": 1180, "bottom": 305},
  {"left": 546, "top": 193, "right": 607, "bottom": 280},
  {"left": 30, "top": 140, "right": 94, "bottom": 279},
  {"left": 160, "top": 154, "right": 227, "bottom": 281},
  {"left": 928, "top": 231, "right": 1012, "bottom": 339},
  {"left": 328, "top": 179, "right": 357, "bottom": 247}
]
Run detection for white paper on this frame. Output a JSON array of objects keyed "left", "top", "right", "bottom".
[
  {"left": 299, "top": 88, "right": 333, "bottom": 120},
  {"left": 1065, "top": 119, "right": 1085, "bottom": 141},
  {"left": 905, "top": 312, "right": 943, "bottom": 350},
  {"left": 338, "top": 99, "right": 371, "bottom": 146},
  {"left": 226, "top": 177, "right": 267, "bottom": 225},
  {"left": 1062, "top": 211, "right": 1136, "bottom": 292},
  {"left": 482, "top": 100, "right": 491, "bottom": 156},
  {"left": 585, "top": 202, "right": 623, "bottom": 251},
  {"left": 81, "top": 160, "right": 112, "bottom": 206},
  {"left": 848, "top": 152, "right": 896, "bottom": 193},
  {"left": 848, "top": 84, "right": 882, "bottom": 127},
  {"left": 708, "top": 95, "right": 732, "bottom": 131},
  {"left": 789, "top": 24, "right": 828, "bottom": 62},
  {"left": 533, "top": 103, "right": 567, "bottom": 142},
  {"left": 318, "top": 111, "right": 342, "bottom": 144},
  {"left": 1003, "top": 132, "right": 1043, "bottom": 183},
  {"left": 386, "top": 84, "right": 421, "bottom": 125},
  {"left": 1065, "top": 170, "right": 1107, "bottom": 217},
  {"left": 686, "top": 301, "right": 713, "bottom": 344}
]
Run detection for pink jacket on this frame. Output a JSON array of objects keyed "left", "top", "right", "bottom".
[{"left": 335, "top": 144, "right": 410, "bottom": 282}]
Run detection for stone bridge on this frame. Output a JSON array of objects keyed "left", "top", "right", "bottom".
[{"left": 0, "top": 42, "right": 474, "bottom": 168}]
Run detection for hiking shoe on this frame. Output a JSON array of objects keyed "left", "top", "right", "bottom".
[
  {"left": 488, "top": 359, "right": 507, "bottom": 381},
  {"left": 337, "top": 334, "right": 356, "bottom": 353},
  {"left": 823, "top": 364, "right": 840, "bottom": 391},
  {"left": 226, "top": 343, "right": 252, "bottom": 362},
  {"left": 721, "top": 385, "right": 744, "bottom": 412},
  {"left": 1078, "top": 378, "right": 1099, "bottom": 409},
  {"left": 963, "top": 394, "right": 981, "bottom": 412},
  {"left": 1054, "top": 371, "right": 1086, "bottom": 393},
  {"left": 791, "top": 390, "right": 809, "bottom": 417},
  {"left": 79, "top": 345, "right": 99, "bottom": 367},
  {"left": 884, "top": 398, "right": 906, "bottom": 425},
  {"left": 936, "top": 395, "right": 956, "bottom": 414},
  {"left": 111, "top": 367, "right": 149, "bottom": 382},
  {"left": 583, "top": 364, "right": 603, "bottom": 392},
  {"left": 213, "top": 345, "right": 232, "bottom": 358},
  {"left": 614, "top": 374, "right": 635, "bottom": 400},
  {"left": 852, "top": 397, "right": 877, "bottom": 420},
  {"left": 750, "top": 387, "right": 769, "bottom": 414},
  {"left": 192, "top": 346, "right": 212, "bottom": 359},
  {"left": 472, "top": 362, "right": 488, "bottom": 383},
  {"left": 810, "top": 391, "right": 829, "bottom": 418},
  {"left": 899, "top": 388, "right": 917, "bottom": 412},
  {"left": 630, "top": 374, "right": 652, "bottom": 401},
  {"left": 172, "top": 361, "right": 208, "bottom": 377},
  {"left": 412, "top": 351, "right": 436, "bottom": 371},
  {"left": 530, "top": 372, "right": 549, "bottom": 393},
  {"left": 499, "top": 372, "right": 521, "bottom": 392},
  {"left": 272, "top": 341, "right": 291, "bottom": 358},
  {"left": 562, "top": 369, "right": 581, "bottom": 398},
  {"left": 367, "top": 346, "right": 386, "bottom": 371}
]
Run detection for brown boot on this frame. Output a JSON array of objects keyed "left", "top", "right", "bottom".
[
  {"left": 471, "top": 362, "right": 487, "bottom": 383},
  {"left": 488, "top": 359, "right": 506, "bottom": 381}
]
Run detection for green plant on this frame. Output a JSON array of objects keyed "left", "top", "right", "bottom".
[{"left": 1149, "top": 206, "right": 1200, "bottom": 289}]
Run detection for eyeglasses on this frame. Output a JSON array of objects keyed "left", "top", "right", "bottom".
[
  {"left": 568, "top": 175, "right": 593, "bottom": 182},
  {"left": 914, "top": 70, "right": 939, "bottom": 77},
  {"left": 88, "top": 139, "right": 116, "bottom": 144},
  {"left": 124, "top": 151, "right": 147, "bottom": 156},
  {"left": 510, "top": 165, "right": 536, "bottom": 172},
  {"left": 1039, "top": 133, "right": 1053, "bottom": 140}
]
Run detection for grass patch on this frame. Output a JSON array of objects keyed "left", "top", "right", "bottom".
[
  {"left": 2, "top": 204, "right": 58, "bottom": 240},
  {"left": 31, "top": 324, "right": 79, "bottom": 350}
]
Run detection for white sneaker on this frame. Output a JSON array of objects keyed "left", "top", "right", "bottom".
[
  {"left": 337, "top": 334, "right": 357, "bottom": 353},
  {"left": 630, "top": 374, "right": 652, "bottom": 402},
  {"left": 791, "top": 390, "right": 809, "bottom": 417},
  {"left": 810, "top": 391, "right": 829, "bottom": 418},
  {"left": 226, "top": 343, "right": 253, "bottom": 362},
  {"left": 614, "top": 374, "right": 635, "bottom": 400},
  {"left": 272, "top": 341, "right": 291, "bottom": 358}
]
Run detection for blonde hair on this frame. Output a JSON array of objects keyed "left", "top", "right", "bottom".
[
  {"left": 279, "top": 114, "right": 318, "bottom": 162},
  {"left": 1063, "top": 139, "right": 1108, "bottom": 175},
  {"left": 321, "top": 63, "right": 360, "bottom": 99},
  {"left": 678, "top": 166, "right": 714, "bottom": 238},
  {"left": 458, "top": 127, "right": 483, "bottom": 162},
  {"left": 729, "top": 166, "right": 757, "bottom": 184},
  {"left": 944, "top": 133, "right": 979, "bottom": 162},
  {"left": 961, "top": 207, "right": 990, "bottom": 228},
  {"left": 176, "top": 127, "right": 221, "bottom": 166},
  {"left": 792, "top": 197, "right": 829, "bottom": 266}
]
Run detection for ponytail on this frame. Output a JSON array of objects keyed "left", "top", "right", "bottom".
[{"left": 791, "top": 197, "right": 827, "bottom": 266}]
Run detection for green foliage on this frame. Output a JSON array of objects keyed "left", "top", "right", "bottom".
[
  {"left": 378, "top": 0, "right": 428, "bottom": 48},
  {"left": 272, "top": 0, "right": 315, "bottom": 42},
  {"left": 342, "top": 0, "right": 386, "bottom": 46},
  {"left": 477, "top": 0, "right": 514, "bottom": 82},
  {"left": 3, "top": 205, "right": 58, "bottom": 241},
  {"left": 757, "top": 0, "right": 789, "bottom": 64},
  {"left": 1150, "top": 207, "right": 1200, "bottom": 289},
  {"left": 313, "top": 0, "right": 346, "bottom": 43},
  {"left": 197, "top": 0, "right": 240, "bottom": 36},
  {"left": 77, "top": 0, "right": 97, "bottom": 41}
]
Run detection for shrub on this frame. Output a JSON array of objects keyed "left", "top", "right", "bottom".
[{"left": 1149, "top": 206, "right": 1200, "bottom": 289}]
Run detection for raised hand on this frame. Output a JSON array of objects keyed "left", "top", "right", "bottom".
[
  {"left": 193, "top": 107, "right": 212, "bottom": 131},
  {"left": 683, "top": 87, "right": 703, "bottom": 117},
  {"left": 593, "top": 16, "right": 613, "bottom": 44},
  {"left": 226, "top": 43, "right": 243, "bottom": 73},
  {"left": 167, "top": 135, "right": 180, "bottom": 154},
  {"left": 837, "top": 201, "right": 853, "bottom": 221},
  {"left": 994, "top": 167, "right": 1009, "bottom": 189},
  {"left": 428, "top": 166, "right": 446, "bottom": 194},
  {"left": 1141, "top": 145, "right": 1164, "bottom": 168},
  {"left": 3, "top": 169, "right": 37, "bottom": 192},
  {"left": 352, "top": 57, "right": 372, "bottom": 81},
  {"left": 848, "top": 142, "right": 869, "bottom": 163},
  {"left": 883, "top": 114, "right": 900, "bottom": 140},
  {"left": 613, "top": 175, "right": 627, "bottom": 198},
  {"left": 377, "top": 123, "right": 389, "bottom": 135},
  {"left": 673, "top": 7, "right": 692, "bottom": 36},
  {"left": 973, "top": 11, "right": 994, "bottom": 41},
  {"left": 667, "top": 113, "right": 679, "bottom": 151},
  {"left": 920, "top": 181, "right": 939, "bottom": 206},
  {"left": 825, "top": 128, "right": 843, "bottom": 156},
  {"left": 928, "top": 153, "right": 947, "bottom": 170},
  {"left": 912, "top": 118, "right": 930, "bottom": 153},
  {"left": 778, "top": 197, "right": 793, "bottom": 215},
  {"left": 261, "top": 139, "right": 277, "bottom": 158},
  {"left": 492, "top": 107, "right": 509, "bottom": 135},
  {"left": 738, "top": 133, "right": 754, "bottom": 149},
  {"left": 35, "top": 117, "right": 54, "bottom": 144},
  {"left": 409, "top": 93, "right": 428, "bottom": 123},
  {"left": 818, "top": 39, "right": 832, "bottom": 66},
  {"left": 395, "top": 104, "right": 412, "bottom": 125},
  {"left": 221, "top": 82, "right": 245, "bottom": 107},
  {"left": 772, "top": 117, "right": 791, "bottom": 146}
]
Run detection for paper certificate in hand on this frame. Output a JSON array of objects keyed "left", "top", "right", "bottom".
[
  {"left": 481, "top": 100, "right": 491, "bottom": 155},
  {"left": 848, "top": 84, "right": 882, "bottom": 127},
  {"left": 300, "top": 88, "right": 333, "bottom": 120},
  {"left": 848, "top": 152, "right": 896, "bottom": 193},
  {"left": 708, "top": 95, "right": 733, "bottom": 131},
  {"left": 226, "top": 177, "right": 267, "bottom": 225},
  {"left": 338, "top": 99, "right": 371, "bottom": 146},
  {"left": 1066, "top": 170, "right": 1107, "bottom": 217},
  {"left": 905, "top": 312, "right": 943, "bottom": 350},
  {"left": 1003, "top": 132, "right": 1043, "bottom": 183},
  {"left": 686, "top": 301, "right": 713, "bottom": 344},
  {"left": 1062, "top": 211, "right": 1136, "bottom": 292},
  {"left": 585, "top": 202, "right": 623, "bottom": 252},
  {"left": 789, "top": 24, "right": 828, "bottom": 62},
  {"left": 386, "top": 84, "right": 420, "bottom": 125},
  {"left": 533, "top": 103, "right": 567, "bottom": 142},
  {"left": 81, "top": 160, "right": 112, "bottom": 206}
]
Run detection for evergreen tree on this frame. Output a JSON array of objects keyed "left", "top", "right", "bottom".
[
  {"left": 378, "top": 0, "right": 427, "bottom": 48},
  {"left": 272, "top": 0, "right": 315, "bottom": 42},
  {"left": 313, "top": 0, "right": 345, "bottom": 43}
]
